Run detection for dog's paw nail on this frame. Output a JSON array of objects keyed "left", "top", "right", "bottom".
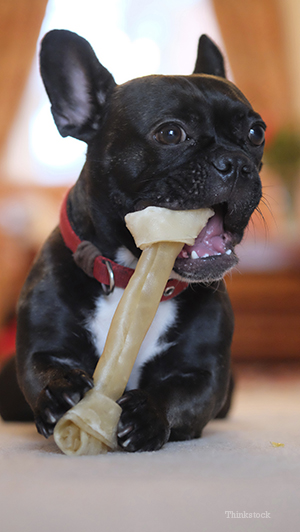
[
  {"left": 44, "top": 408, "right": 57, "bottom": 424},
  {"left": 118, "top": 425, "right": 133, "bottom": 439},
  {"left": 121, "top": 437, "right": 132, "bottom": 449},
  {"left": 117, "top": 395, "right": 130, "bottom": 406},
  {"left": 36, "top": 421, "right": 52, "bottom": 439},
  {"left": 63, "top": 392, "right": 81, "bottom": 407},
  {"left": 82, "top": 375, "right": 94, "bottom": 390},
  {"left": 45, "top": 388, "right": 53, "bottom": 400}
]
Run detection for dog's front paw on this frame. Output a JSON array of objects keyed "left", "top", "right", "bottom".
[
  {"left": 35, "top": 369, "right": 93, "bottom": 438},
  {"left": 117, "top": 390, "right": 170, "bottom": 452}
]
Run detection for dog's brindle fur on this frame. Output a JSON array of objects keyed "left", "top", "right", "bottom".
[{"left": 0, "top": 31, "right": 265, "bottom": 452}]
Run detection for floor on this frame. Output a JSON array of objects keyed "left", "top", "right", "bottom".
[{"left": 0, "top": 363, "right": 299, "bottom": 532}]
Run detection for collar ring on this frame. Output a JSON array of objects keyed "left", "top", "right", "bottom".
[{"left": 101, "top": 260, "right": 115, "bottom": 295}]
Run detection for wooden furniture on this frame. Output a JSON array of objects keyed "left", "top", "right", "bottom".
[{"left": 227, "top": 271, "right": 300, "bottom": 360}]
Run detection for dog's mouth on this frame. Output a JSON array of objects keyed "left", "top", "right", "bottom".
[
  {"left": 127, "top": 201, "right": 243, "bottom": 283},
  {"left": 178, "top": 206, "right": 232, "bottom": 260},
  {"left": 172, "top": 204, "right": 239, "bottom": 282}
]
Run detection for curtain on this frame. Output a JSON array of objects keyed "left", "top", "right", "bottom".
[
  {"left": 213, "top": 0, "right": 292, "bottom": 136},
  {"left": 0, "top": 0, "right": 48, "bottom": 156}
]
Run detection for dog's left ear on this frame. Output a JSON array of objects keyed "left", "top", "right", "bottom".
[
  {"left": 40, "top": 30, "right": 117, "bottom": 143},
  {"left": 193, "top": 35, "right": 226, "bottom": 78}
]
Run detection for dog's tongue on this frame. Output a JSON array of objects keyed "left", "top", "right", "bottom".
[{"left": 178, "top": 210, "right": 228, "bottom": 259}]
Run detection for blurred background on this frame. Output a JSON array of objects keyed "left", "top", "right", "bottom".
[{"left": 0, "top": 0, "right": 299, "bottom": 371}]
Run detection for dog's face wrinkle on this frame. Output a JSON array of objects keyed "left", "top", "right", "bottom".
[{"left": 133, "top": 146, "right": 261, "bottom": 207}]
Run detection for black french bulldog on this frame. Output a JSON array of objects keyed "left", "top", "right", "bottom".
[{"left": 0, "top": 30, "right": 265, "bottom": 452}]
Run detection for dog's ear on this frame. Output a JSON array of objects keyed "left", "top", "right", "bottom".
[
  {"left": 193, "top": 35, "right": 226, "bottom": 78},
  {"left": 40, "top": 30, "right": 116, "bottom": 143}
]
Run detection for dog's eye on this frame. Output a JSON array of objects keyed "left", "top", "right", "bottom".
[
  {"left": 248, "top": 125, "right": 265, "bottom": 146},
  {"left": 154, "top": 124, "right": 187, "bottom": 145}
]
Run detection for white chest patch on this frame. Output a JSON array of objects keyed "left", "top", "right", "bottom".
[{"left": 86, "top": 287, "right": 178, "bottom": 390}]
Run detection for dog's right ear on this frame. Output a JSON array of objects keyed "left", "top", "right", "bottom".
[
  {"left": 40, "top": 30, "right": 116, "bottom": 143},
  {"left": 193, "top": 35, "right": 226, "bottom": 78}
]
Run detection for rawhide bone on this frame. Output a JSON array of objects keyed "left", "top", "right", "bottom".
[{"left": 54, "top": 206, "right": 213, "bottom": 455}]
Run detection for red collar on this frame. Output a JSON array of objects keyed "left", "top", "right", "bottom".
[{"left": 59, "top": 190, "right": 189, "bottom": 301}]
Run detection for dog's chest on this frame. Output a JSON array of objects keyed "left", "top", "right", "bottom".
[{"left": 86, "top": 288, "right": 178, "bottom": 389}]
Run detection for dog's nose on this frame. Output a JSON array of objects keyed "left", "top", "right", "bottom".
[{"left": 212, "top": 154, "right": 252, "bottom": 179}]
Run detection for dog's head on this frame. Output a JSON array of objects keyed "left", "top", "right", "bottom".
[{"left": 40, "top": 30, "right": 265, "bottom": 282}]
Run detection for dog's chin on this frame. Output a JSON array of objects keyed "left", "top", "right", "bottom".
[{"left": 172, "top": 252, "right": 239, "bottom": 283}]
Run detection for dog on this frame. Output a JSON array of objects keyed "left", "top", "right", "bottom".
[{"left": 0, "top": 30, "right": 265, "bottom": 452}]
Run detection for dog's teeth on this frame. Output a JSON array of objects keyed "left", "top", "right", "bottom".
[
  {"left": 202, "top": 253, "right": 209, "bottom": 258},
  {"left": 191, "top": 251, "right": 199, "bottom": 259},
  {"left": 226, "top": 249, "right": 232, "bottom": 255}
]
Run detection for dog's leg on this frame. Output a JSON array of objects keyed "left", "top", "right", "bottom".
[
  {"left": 117, "top": 362, "right": 231, "bottom": 452},
  {"left": 214, "top": 371, "right": 234, "bottom": 419},
  {"left": 117, "top": 283, "right": 233, "bottom": 452},
  {"left": 15, "top": 231, "right": 101, "bottom": 438}
]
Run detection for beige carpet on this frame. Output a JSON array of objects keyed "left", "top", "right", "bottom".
[{"left": 0, "top": 368, "right": 299, "bottom": 532}]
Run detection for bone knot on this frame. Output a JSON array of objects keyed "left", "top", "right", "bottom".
[{"left": 73, "top": 241, "right": 100, "bottom": 277}]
